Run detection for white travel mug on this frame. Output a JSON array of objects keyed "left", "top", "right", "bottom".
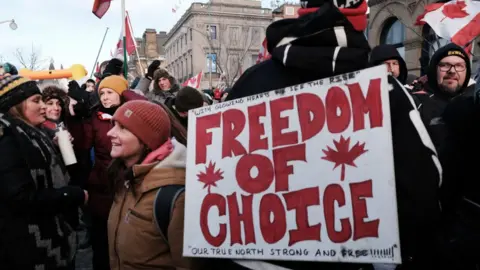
[{"left": 56, "top": 125, "right": 77, "bottom": 165}]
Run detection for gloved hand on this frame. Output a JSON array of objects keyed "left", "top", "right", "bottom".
[
  {"left": 102, "top": 58, "right": 123, "bottom": 79},
  {"left": 146, "top": 60, "right": 161, "bottom": 80},
  {"left": 67, "top": 80, "right": 84, "bottom": 102}
]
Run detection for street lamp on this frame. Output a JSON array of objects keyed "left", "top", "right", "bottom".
[{"left": 0, "top": 19, "right": 18, "bottom": 30}]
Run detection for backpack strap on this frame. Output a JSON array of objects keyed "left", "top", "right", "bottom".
[{"left": 153, "top": 185, "right": 185, "bottom": 244}]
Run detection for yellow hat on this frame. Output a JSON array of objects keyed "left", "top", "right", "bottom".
[{"left": 98, "top": 75, "right": 128, "bottom": 95}]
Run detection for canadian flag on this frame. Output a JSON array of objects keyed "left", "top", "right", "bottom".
[
  {"left": 182, "top": 72, "right": 203, "bottom": 89},
  {"left": 112, "top": 11, "right": 136, "bottom": 58},
  {"left": 256, "top": 38, "right": 271, "bottom": 64},
  {"left": 416, "top": 0, "right": 480, "bottom": 54}
]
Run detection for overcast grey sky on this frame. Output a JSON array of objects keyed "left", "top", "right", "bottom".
[{"left": 1, "top": 0, "right": 272, "bottom": 77}]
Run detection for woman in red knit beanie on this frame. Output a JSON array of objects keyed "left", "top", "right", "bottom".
[{"left": 106, "top": 100, "right": 190, "bottom": 270}]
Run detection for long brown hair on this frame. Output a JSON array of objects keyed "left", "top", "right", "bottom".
[{"left": 156, "top": 101, "right": 188, "bottom": 146}]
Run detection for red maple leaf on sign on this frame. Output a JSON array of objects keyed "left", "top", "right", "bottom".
[
  {"left": 322, "top": 136, "right": 368, "bottom": 181},
  {"left": 442, "top": 1, "right": 469, "bottom": 21},
  {"left": 197, "top": 161, "right": 224, "bottom": 193}
]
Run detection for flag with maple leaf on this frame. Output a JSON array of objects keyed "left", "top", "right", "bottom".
[
  {"left": 322, "top": 136, "right": 368, "bottom": 181},
  {"left": 416, "top": 0, "right": 480, "bottom": 55},
  {"left": 197, "top": 161, "right": 224, "bottom": 194},
  {"left": 182, "top": 71, "right": 203, "bottom": 89}
]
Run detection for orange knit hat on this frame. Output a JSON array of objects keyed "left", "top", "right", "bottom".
[
  {"left": 98, "top": 75, "right": 128, "bottom": 95},
  {"left": 113, "top": 100, "right": 171, "bottom": 150}
]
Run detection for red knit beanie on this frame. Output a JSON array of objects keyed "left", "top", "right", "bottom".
[{"left": 113, "top": 100, "right": 171, "bottom": 150}]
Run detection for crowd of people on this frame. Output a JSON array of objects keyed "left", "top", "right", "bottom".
[{"left": 0, "top": 0, "right": 479, "bottom": 269}]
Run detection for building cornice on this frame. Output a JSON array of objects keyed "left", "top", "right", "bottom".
[{"left": 164, "top": 3, "right": 271, "bottom": 46}]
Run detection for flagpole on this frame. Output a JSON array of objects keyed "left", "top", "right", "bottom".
[
  {"left": 90, "top": 27, "right": 109, "bottom": 79},
  {"left": 126, "top": 11, "right": 145, "bottom": 77},
  {"left": 121, "top": 0, "right": 127, "bottom": 78}
]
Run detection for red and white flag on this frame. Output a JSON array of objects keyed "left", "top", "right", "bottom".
[
  {"left": 182, "top": 72, "right": 203, "bottom": 89},
  {"left": 112, "top": 11, "right": 136, "bottom": 58},
  {"left": 92, "top": 0, "right": 111, "bottom": 19},
  {"left": 416, "top": 0, "right": 480, "bottom": 54},
  {"left": 256, "top": 38, "right": 271, "bottom": 64}
]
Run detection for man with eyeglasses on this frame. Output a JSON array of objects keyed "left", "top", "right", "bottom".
[{"left": 416, "top": 43, "right": 472, "bottom": 154}]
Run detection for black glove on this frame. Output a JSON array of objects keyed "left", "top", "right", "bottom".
[
  {"left": 146, "top": 60, "right": 161, "bottom": 80},
  {"left": 102, "top": 58, "right": 123, "bottom": 78},
  {"left": 68, "top": 80, "right": 85, "bottom": 102}
]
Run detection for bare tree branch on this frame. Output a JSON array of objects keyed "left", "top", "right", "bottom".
[
  {"left": 13, "top": 44, "right": 46, "bottom": 70},
  {"left": 208, "top": 25, "right": 260, "bottom": 88}
]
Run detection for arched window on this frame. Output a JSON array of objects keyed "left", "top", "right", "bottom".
[{"left": 380, "top": 18, "right": 406, "bottom": 59}]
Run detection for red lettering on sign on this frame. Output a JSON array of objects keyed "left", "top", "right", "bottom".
[
  {"left": 259, "top": 194, "right": 287, "bottom": 244},
  {"left": 272, "top": 144, "right": 306, "bottom": 192},
  {"left": 227, "top": 193, "right": 255, "bottom": 245},
  {"left": 326, "top": 87, "right": 351, "bottom": 133},
  {"left": 270, "top": 96, "right": 298, "bottom": 148},
  {"left": 200, "top": 193, "right": 226, "bottom": 247},
  {"left": 195, "top": 113, "right": 221, "bottom": 164},
  {"left": 248, "top": 103, "right": 268, "bottom": 153},
  {"left": 348, "top": 79, "right": 383, "bottom": 131},
  {"left": 297, "top": 93, "right": 326, "bottom": 142},
  {"left": 236, "top": 154, "right": 274, "bottom": 194},
  {"left": 351, "top": 180, "right": 379, "bottom": 240},
  {"left": 222, "top": 109, "right": 247, "bottom": 158},
  {"left": 324, "top": 184, "right": 352, "bottom": 243},
  {"left": 283, "top": 187, "right": 321, "bottom": 245}
]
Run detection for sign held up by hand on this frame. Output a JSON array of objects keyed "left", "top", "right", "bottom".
[{"left": 184, "top": 65, "right": 401, "bottom": 264}]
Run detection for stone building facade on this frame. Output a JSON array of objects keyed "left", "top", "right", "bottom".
[
  {"left": 128, "top": 29, "right": 168, "bottom": 78},
  {"left": 164, "top": 0, "right": 272, "bottom": 89},
  {"left": 367, "top": 0, "right": 479, "bottom": 76}
]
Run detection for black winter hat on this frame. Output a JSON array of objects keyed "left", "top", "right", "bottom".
[
  {"left": 427, "top": 43, "right": 471, "bottom": 92},
  {"left": 102, "top": 58, "right": 124, "bottom": 79},
  {"left": 0, "top": 76, "right": 41, "bottom": 112},
  {"left": 369, "top": 44, "right": 408, "bottom": 84},
  {"left": 175, "top": 86, "right": 204, "bottom": 113}
]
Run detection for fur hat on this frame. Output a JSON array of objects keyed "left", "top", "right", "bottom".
[{"left": 42, "top": 85, "right": 69, "bottom": 108}]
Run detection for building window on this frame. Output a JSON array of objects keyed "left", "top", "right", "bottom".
[
  {"left": 206, "top": 53, "right": 217, "bottom": 73},
  {"left": 252, "top": 54, "right": 258, "bottom": 66},
  {"left": 190, "top": 28, "right": 193, "bottom": 41},
  {"left": 185, "top": 33, "right": 187, "bottom": 45},
  {"left": 380, "top": 18, "right": 405, "bottom": 59},
  {"left": 285, "top": 6, "right": 295, "bottom": 16},
  {"left": 207, "top": 25, "right": 217, "bottom": 40},
  {"left": 190, "top": 54, "right": 193, "bottom": 75}
]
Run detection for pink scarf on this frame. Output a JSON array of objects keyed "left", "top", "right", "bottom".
[{"left": 141, "top": 138, "right": 174, "bottom": 164}]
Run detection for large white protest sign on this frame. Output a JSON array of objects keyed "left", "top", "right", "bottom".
[{"left": 184, "top": 65, "right": 401, "bottom": 264}]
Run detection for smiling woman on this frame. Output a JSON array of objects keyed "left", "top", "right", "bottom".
[{"left": 0, "top": 75, "right": 87, "bottom": 269}]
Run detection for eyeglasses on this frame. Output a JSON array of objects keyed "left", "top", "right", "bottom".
[{"left": 438, "top": 62, "right": 466, "bottom": 72}]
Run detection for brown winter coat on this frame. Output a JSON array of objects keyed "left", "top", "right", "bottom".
[{"left": 108, "top": 140, "right": 190, "bottom": 270}]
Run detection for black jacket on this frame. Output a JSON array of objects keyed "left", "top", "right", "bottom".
[
  {"left": 224, "top": 2, "right": 442, "bottom": 270},
  {"left": 0, "top": 118, "right": 85, "bottom": 269},
  {"left": 415, "top": 44, "right": 473, "bottom": 155},
  {"left": 439, "top": 94, "right": 480, "bottom": 269},
  {"left": 369, "top": 44, "right": 408, "bottom": 85}
]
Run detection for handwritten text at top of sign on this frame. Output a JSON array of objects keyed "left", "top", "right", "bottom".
[{"left": 193, "top": 77, "right": 384, "bottom": 247}]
